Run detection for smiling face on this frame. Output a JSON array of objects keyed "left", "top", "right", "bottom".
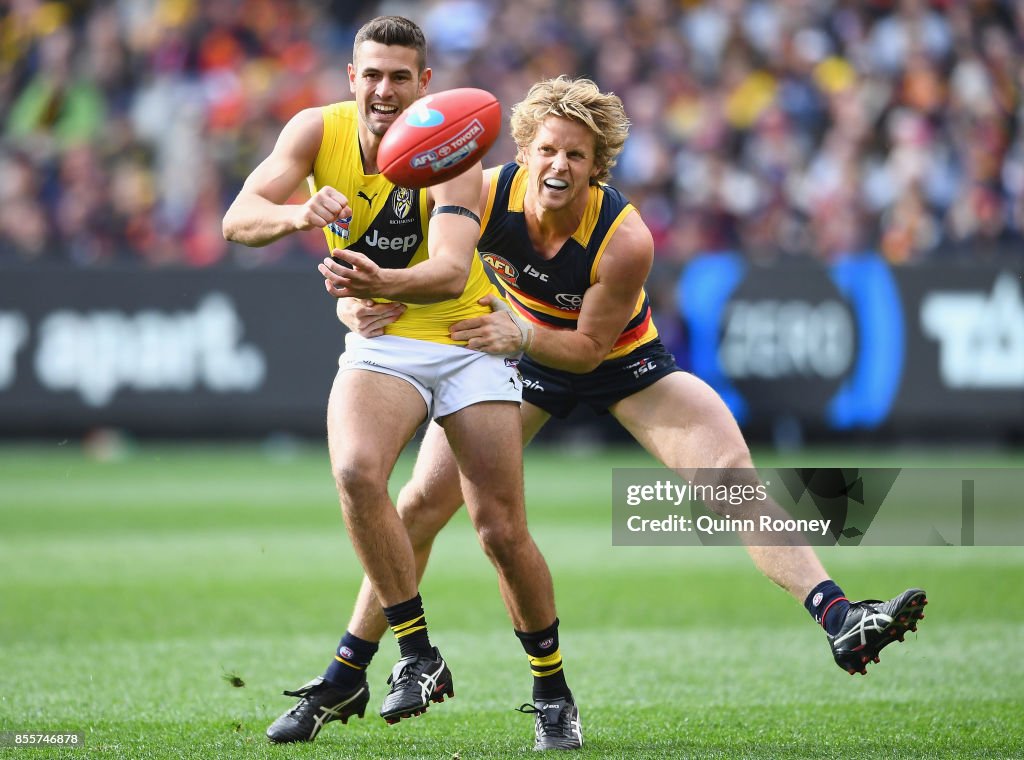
[
  {"left": 348, "top": 41, "right": 431, "bottom": 140},
  {"left": 519, "top": 116, "right": 602, "bottom": 213}
]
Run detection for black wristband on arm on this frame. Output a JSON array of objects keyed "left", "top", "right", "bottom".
[{"left": 430, "top": 205, "right": 481, "bottom": 225}]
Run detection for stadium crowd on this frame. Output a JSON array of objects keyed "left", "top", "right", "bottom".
[{"left": 1, "top": 0, "right": 1022, "bottom": 268}]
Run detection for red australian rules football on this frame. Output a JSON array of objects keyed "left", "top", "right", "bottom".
[{"left": 377, "top": 88, "right": 501, "bottom": 188}]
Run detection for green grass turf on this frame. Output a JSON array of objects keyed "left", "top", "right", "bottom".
[{"left": 1, "top": 443, "right": 1023, "bottom": 758}]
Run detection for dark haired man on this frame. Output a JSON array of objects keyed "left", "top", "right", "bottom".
[{"left": 223, "top": 17, "right": 580, "bottom": 750}]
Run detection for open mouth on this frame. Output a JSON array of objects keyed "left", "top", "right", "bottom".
[
  {"left": 543, "top": 178, "right": 569, "bottom": 190},
  {"left": 371, "top": 103, "right": 399, "bottom": 117}
]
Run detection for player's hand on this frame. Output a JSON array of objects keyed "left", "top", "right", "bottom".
[
  {"left": 319, "top": 250, "right": 390, "bottom": 299},
  {"left": 336, "top": 297, "right": 406, "bottom": 337},
  {"left": 450, "top": 294, "right": 534, "bottom": 355},
  {"left": 296, "top": 186, "right": 352, "bottom": 231}
]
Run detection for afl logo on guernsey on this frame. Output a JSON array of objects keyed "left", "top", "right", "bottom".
[
  {"left": 481, "top": 252, "right": 518, "bottom": 285},
  {"left": 405, "top": 98, "right": 445, "bottom": 128},
  {"left": 392, "top": 187, "right": 414, "bottom": 219}
]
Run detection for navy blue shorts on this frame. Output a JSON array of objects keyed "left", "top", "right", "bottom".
[{"left": 520, "top": 339, "right": 682, "bottom": 418}]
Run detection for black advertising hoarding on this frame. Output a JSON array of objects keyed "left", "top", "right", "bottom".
[
  {"left": 1, "top": 257, "right": 1021, "bottom": 439},
  {"left": 898, "top": 268, "right": 1024, "bottom": 422},
  {"left": 677, "top": 254, "right": 1024, "bottom": 438},
  {"left": 0, "top": 268, "right": 343, "bottom": 436}
]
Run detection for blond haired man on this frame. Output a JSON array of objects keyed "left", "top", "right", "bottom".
[{"left": 327, "top": 76, "right": 927, "bottom": 749}]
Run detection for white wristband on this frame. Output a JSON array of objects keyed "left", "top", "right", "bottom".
[
  {"left": 491, "top": 299, "right": 535, "bottom": 353},
  {"left": 514, "top": 313, "right": 535, "bottom": 352}
]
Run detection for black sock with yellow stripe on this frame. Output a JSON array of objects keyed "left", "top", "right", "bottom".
[
  {"left": 383, "top": 594, "right": 433, "bottom": 659},
  {"left": 324, "top": 631, "right": 378, "bottom": 689},
  {"left": 515, "top": 618, "right": 571, "bottom": 701}
]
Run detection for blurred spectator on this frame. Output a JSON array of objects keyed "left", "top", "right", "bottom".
[
  {"left": 0, "top": 0, "right": 1022, "bottom": 267},
  {"left": 6, "top": 13, "right": 106, "bottom": 149}
]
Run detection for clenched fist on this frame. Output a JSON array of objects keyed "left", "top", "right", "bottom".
[{"left": 297, "top": 186, "right": 352, "bottom": 231}]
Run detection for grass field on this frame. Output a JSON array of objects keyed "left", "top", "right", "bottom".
[{"left": 2, "top": 442, "right": 1023, "bottom": 759}]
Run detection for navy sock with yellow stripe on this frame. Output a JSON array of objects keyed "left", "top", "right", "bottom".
[
  {"left": 515, "top": 618, "right": 571, "bottom": 701},
  {"left": 324, "top": 631, "right": 378, "bottom": 689},
  {"left": 383, "top": 594, "right": 433, "bottom": 659}
]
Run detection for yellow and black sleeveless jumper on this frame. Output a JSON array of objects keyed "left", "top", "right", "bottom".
[{"left": 311, "top": 101, "right": 497, "bottom": 345}]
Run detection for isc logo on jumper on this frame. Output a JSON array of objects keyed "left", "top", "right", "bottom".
[
  {"left": 523, "top": 264, "right": 549, "bottom": 282},
  {"left": 627, "top": 358, "right": 658, "bottom": 379}
]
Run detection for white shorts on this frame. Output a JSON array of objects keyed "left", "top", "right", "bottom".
[{"left": 338, "top": 333, "right": 522, "bottom": 419}]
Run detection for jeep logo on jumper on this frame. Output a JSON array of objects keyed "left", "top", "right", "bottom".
[{"left": 363, "top": 229, "right": 419, "bottom": 253}]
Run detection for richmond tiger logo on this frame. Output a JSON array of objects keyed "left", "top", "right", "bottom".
[{"left": 392, "top": 187, "right": 414, "bottom": 219}]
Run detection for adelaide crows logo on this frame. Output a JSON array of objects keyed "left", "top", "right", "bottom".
[{"left": 392, "top": 187, "right": 414, "bottom": 219}]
